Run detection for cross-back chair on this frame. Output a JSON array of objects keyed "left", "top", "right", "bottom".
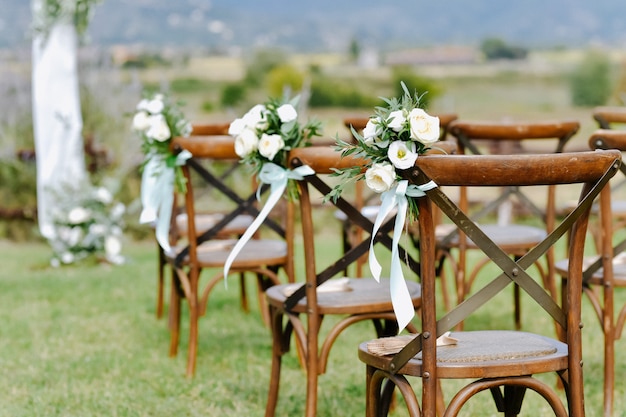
[
  {"left": 167, "top": 134, "right": 292, "bottom": 377},
  {"left": 359, "top": 149, "right": 621, "bottom": 417},
  {"left": 338, "top": 113, "right": 458, "bottom": 276},
  {"left": 154, "top": 122, "right": 253, "bottom": 319},
  {"left": 593, "top": 106, "right": 626, "bottom": 130},
  {"left": 555, "top": 129, "right": 626, "bottom": 417},
  {"left": 441, "top": 120, "right": 580, "bottom": 329},
  {"left": 264, "top": 146, "right": 426, "bottom": 417}
]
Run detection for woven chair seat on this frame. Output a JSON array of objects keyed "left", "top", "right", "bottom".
[
  {"left": 175, "top": 212, "right": 254, "bottom": 235},
  {"left": 169, "top": 238, "right": 287, "bottom": 268},
  {"left": 442, "top": 224, "right": 547, "bottom": 248}
]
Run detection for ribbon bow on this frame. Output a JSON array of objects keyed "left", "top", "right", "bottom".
[
  {"left": 369, "top": 179, "right": 437, "bottom": 330},
  {"left": 139, "top": 150, "right": 192, "bottom": 253},
  {"left": 223, "top": 162, "right": 314, "bottom": 282}
]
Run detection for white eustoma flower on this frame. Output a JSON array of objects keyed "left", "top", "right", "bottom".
[
  {"left": 146, "top": 114, "right": 171, "bottom": 142},
  {"left": 362, "top": 117, "right": 381, "bottom": 145},
  {"left": 277, "top": 104, "right": 297, "bottom": 123},
  {"left": 136, "top": 99, "right": 150, "bottom": 111},
  {"left": 387, "top": 110, "right": 406, "bottom": 132},
  {"left": 258, "top": 133, "right": 285, "bottom": 160},
  {"left": 95, "top": 187, "right": 112, "bottom": 204},
  {"left": 234, "top": 128, "right": 259, "bottom": 158},
  {"left": 228, "top": 117, "right": 246, "bottom": 136},
  {"left": 132, "top": 111, "right": 151, "bottom": 131},
  {"left": 365, "top": 162, "right": 396, "bottom": 193},
  {"left": 146, "top": 96, "right": 165, "bottom": 114},
  {"left": 388, "top": 141, "right": 418, "bottom": 170},
  {"left": 68, "top": 207, "right": 90, "bottom": 224},
  {"left": 244, "top": 104, "right": 269, "bottom": 130},
  {"left": 408, "top": 108, "right": 440, "bottom": 144}
]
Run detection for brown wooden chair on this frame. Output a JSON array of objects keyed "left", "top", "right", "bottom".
[
  {"left": 593, "top": 106, "right": 626, "bottom": 130},
  {"left": 555, "top": 129, "right": 626, "bottom": 417},
  {"left": 264, "top": 146, "right": 425, "bottom": 417},
  {"left": 441, "top": 120, "right": 580, "bottom": 329},
  {"left": 166, "top": 134, "right": 292, "bottom": 377},
  {"left": 154, "top": 122, "right": 253, "bottom": 319},
  {"left": 338, "top": 113, "right": 458, "bottom": 277},
  {"left": 358, "top": 150, "right": 620, "bottom": 417}
]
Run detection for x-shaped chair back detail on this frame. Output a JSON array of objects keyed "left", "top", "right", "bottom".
[
  {"left": 443, "top": 120, "right": 580, "bottom": 328},
  {"left": 264, "top": 146, "right": 424, "bottom": 417},
  {"left": 167, "top": 134, "right": 292, "bottom": 377},
  {"left": 359, "top": 150, "right": 621, "bottom": 417}
]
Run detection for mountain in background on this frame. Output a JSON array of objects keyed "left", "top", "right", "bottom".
[{"left": 2, "top": 0, "right": 626, "bottom": 51}]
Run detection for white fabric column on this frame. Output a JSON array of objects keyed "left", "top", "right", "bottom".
[{"left": 32, "top": 10, "right": 87, "bottom": 239}]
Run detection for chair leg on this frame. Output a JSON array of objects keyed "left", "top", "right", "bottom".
[
  {"left": 156, "top": 244, "right": 165, "bottom": 318},
  {"left": 168, "top": 271, "right": 182, "bottom": 357},
  {"left": 239, "top": 272, "right": 249, "bottom": 313},
  {"left": 186, "top": 301, "right": 199, "bottom": 377},
  {"left": 265, "top": 305, "right": 284, "bottom": 417}
]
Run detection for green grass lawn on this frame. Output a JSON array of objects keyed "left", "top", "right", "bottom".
[{"left": 0, "top": 235, "right": 625, "bottom": 416}]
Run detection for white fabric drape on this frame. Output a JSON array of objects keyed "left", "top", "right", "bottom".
[{"left": 32, "top": 6, "right": 87, "bottom": 239}]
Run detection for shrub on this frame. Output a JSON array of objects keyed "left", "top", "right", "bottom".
[
  {"left": 570, "top": 50, "right": 612, "bottom": 107},
  {"left": 220, "top": 83, "right": 247, "bottom": 107},
  {"left": 309, "top": 76, "right": 380, "bottom": 108},
  {"left": 390, "top": 66, "right": 441, "bottom": 109},
  {"left": 266, "top": 65, "right": 304, "bottom": 98}
]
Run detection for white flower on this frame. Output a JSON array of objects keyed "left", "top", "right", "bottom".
[
  {"left": 387, "top": 110, "right": 406, "bottom": 132},
  {"left": 234, "top": 128, "right": 259, "bottom": 158},
  {"left": 110, "top": 203, "right": 126, "bottom": 219},
  {"left": 136, "top": 99, "right": 150, "bottom": 111},
  {"left": 146, "top": 97, "right": 165, "bottom": 114},
  {"left": 276, "top": 104, "right": 297, "bottom": 123},
  {"left": 68, "top": 207, "right": 90, "bottom": 224},
  {"left": 132, "top": 111, "right": 151, "bottom": 131},
  {"left": 61, "top": 252, "right": 75, "bottom": 264},
  {"left": 243, "top": 104, "right": 269, "bottom": 130},
  {"left": 258, "top": 133, "right": 285, "bottom": 160},
  {"left": 408, "top": 108, "right": 440, "bottom": 144},
  {"left": 95, "top": 187, "right": 112, "bottom": 204},
  {"left": 105, "top": 235, "right": 122, "bottom": 257},
  {"left": 228, "top": 118, "right": 246, "bottom": 136},
  {"left": 365, "top": 162, "right": 396, "bottom": 193},
  {"left": 362, "top": 117, "right": 381, "bottom": 145},
  {"left": 388, "top": 141, "right": 418, "bottom": 170},
  {"left": 146, "top": 114, "right": 171, "bottom": 142},
  {"left": 89, "top": 224, "right": 107, "bottom": 236}
]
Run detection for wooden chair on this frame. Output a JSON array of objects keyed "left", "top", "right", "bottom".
[
  {"left": 154, "top": 122, "right": 253, "bottom": 319},
  {"left": 264, "top": 146, "right": 424, "bottom": 417},
  {"left": 442, "top": 120, "right": 580, "bottom": 328},
  {"left": 593, "top": 106, "right": 626, "bottom": 129},
  {"left": 338, "top": 113, "right": 458, "bottom": 276},
  {"left": 555, "top": 129, "right": 626, "bottom": 417},
  {"left": 358, "top": 150, "right": 621, "bottom": 417},
  {"left": 167, "top": 134, "right": 292, "bottom": 377}
]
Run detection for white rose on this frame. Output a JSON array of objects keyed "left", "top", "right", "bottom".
[
  {"left": 362, "top": 117, "right": 380, "bottom": 145},
  {"left": 258, "top": 133, "right": 285, "bottom": 161},
  {"left": 228, "top": 117, "right": 246, "bottom": 136},
  {"left": 388, "top": 141, "right": 418, "bottom": 170},
  {"left": 408, "top": 108, "right": 440, "bottom": 144},
  {"left": 132, "top": 111, "right": 151, "bottom": 131},
  {"left": 146, "top": 97, "right": 165, "bottom": 114},
  {"left": 276, "top": 104, "right": 297, "bottom": 123},
  {"left": 95, "top": 187, "right": 112, "bottom": 204},
  {"left": 365, "top": 162, "right": 396, "bottom": 193},
  {"left": 146, "top": 114, "right": 171, "bottom": 142},
  {"left": 387, "top": 110, "right": 406, "bottom": 132},
  {"left": 136, "top": 99, "right": 150, "bottom": 111},
  {"left": 234, "top": 128, "right": 259, "bottom": 158},
  {"left": 243, "top": 104, "right": 269, "bottom": 130},
  {"left": 68, "top": 207, "right": 90, "bottom": 224}
]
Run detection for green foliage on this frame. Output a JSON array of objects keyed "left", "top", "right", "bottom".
[
  {"left": 266, "top": 65, "right": 304, "bottom": 98},
  {"left": 570, "top": 49, "right": 613, "bottom": 107},
  {"left": 390, "top": 66, "right": 441, "bottom": 109},
  {"left": 169, "top": 78, "right": 212, "bottom": 94},
  {"left": 220, "top": 83, "right": 247, "bottom": 107},
  {"left": 480, "top": 37, "right": 528, "bottom": 60},
  {"left": 243, "top": 48, "right": 288, "bottom": 87},
  {"left": 309, "top": 76, "right": 380, "bottom": 108}
]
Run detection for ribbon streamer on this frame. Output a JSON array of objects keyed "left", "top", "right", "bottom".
[
  {"left": 369, "top": 179, "right": 437, "bottom": 330},
  {"left": 139, "top": 150, "right": 192, "bottom": 252},
  {"left": 223, "top": 162, "right": 314, "bottom": 283}
]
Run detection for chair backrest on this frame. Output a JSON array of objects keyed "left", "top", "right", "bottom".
[
  {"left": 171, "top": 134, "right": 289, "bottom": 271},
  {"left": 392, "top": 150, "right": 621, "bottom": 413},
  {"left": 593, "top": 106, "right": 626, "bottom": 129}
]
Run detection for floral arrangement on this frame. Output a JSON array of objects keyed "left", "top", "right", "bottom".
[
  {"left": 132, "top": 92, "right": 192, "bottom": 193},
  {"left": 228, "top": 97, "right": 321, "bottom": 179},
  {"left": 49, "top": 181, "right": 125, "bottom": 267},
  {"left": 329, "top": 82, "right": 441, "bottom": 220},
  {"left": 33, "top": 0, "right": 103, "bottom": 42}
]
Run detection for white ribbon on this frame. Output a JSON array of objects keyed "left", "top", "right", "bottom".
[
  {"left": 223, "top": 162, "right": 314, "bottom": 282},
  {"left": 139, "top": 150, "right": 192, "bottom": 252},
  {"left": 369, "top": 179, "right": 437, "bottom": 330}
]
